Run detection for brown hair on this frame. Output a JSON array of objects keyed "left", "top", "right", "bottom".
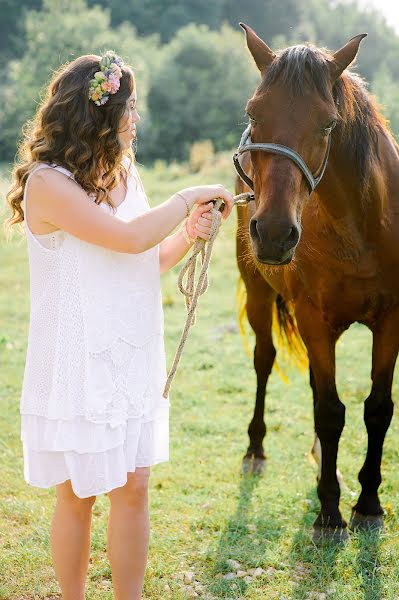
[{"left": 4, "top": 52, "right": 135, "bottom": 233}]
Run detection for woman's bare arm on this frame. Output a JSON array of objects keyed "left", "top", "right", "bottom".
[{"left": 27, "top": 168, "right": 233, "bottom": 254}]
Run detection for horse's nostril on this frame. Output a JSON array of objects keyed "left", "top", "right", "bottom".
[
  {"left": 286, "top": 226, "right": 299, "bottom": 245},
  {"left": 250, "top": 218, "right": 260, "bottom": 243}
]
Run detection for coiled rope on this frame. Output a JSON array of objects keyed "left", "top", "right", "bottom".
[{"left": 162, "top": 192, "right": 253, "bottom": 398}]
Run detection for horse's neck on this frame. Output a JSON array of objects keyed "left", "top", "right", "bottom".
[{"left": 316, "top": 137, "right": 393, "bottom": 238}]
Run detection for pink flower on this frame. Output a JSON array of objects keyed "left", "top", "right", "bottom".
[
  {"left": 101, "top": 81, "right": 112, "bottom": 92},
  {"left": 108, "top": 74, "right": 120, "bottom": 94}
]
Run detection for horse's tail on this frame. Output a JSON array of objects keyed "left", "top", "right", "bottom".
[
  {"left": 236, "top": 276, "right": 308, "bottom": 380},
  {"left": 273, "top": 294, "right": 308, "bottom": 375}
]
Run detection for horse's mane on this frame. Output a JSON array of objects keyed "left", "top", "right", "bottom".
[{"left": 259, "top": 44, "right": 392, "bottom": 195}]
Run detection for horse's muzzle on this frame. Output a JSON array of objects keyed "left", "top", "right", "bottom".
[{"left": 249, "top": 217, "right": 300, "bottom": 265}]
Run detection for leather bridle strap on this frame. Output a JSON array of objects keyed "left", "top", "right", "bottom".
[{"left": 233, "top": 123, "right": 332, "bottom": 194}]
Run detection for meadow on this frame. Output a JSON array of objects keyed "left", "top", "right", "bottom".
[{"left": 0, "top": 155, "right": 398, "bottom": 599}]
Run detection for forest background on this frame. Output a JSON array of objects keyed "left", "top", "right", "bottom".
[{"left": 1, "top": 0, "right": 399, "bottom": 167}]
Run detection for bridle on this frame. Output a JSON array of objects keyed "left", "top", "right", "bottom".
[{"left": 233, "top": 120, "right": 333, "bottom": 199}]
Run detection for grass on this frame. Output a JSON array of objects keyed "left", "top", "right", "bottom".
[{"left": 1, "top": 154, "right": 399, "bottom": 599}]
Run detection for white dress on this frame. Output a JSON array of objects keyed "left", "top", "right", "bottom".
[{"left": 20, "top": 157, "right": 170, "bottom": 498}]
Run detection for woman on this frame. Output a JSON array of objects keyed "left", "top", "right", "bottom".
[{"left": 5, "top": 50, "right": 234, "bottom": 599}]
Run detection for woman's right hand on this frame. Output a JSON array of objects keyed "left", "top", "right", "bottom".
[{"left": 177, "top": 184, "right": 235, "bottom": 220}]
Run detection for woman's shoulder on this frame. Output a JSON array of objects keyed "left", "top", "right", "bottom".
[{"left": 27, "top": 164, "right": 76, "bottom": 199}]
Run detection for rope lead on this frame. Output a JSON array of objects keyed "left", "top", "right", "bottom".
[{"left": 162, "top": 192, "right": 253, "bottom": 398}]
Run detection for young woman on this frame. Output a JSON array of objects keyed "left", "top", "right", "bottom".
[{"left": 5, "top": 51, "right": 234, "bottom": 600}]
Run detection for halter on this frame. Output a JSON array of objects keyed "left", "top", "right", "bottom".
[{"left": 233, "top": 122, "right": 333, "bottom": 197}]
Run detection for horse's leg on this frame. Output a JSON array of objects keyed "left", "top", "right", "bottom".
[
  {"left": 309, "top": 366, "right": 322, "bottom": 480},
  {"left": 350, "top": 313, "right": 399, "bottom": 531},
  {"left": 243, "top": 279, "right": 276, "bottom": 475},
  {"left": 310, "top": 364, "right": 345, "bottom": 490},
  {"left": 297, "top": 308, "right": 347, "bottom": 541}
]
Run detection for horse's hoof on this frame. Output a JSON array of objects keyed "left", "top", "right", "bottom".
[
  {"left": 349, "top": 510, "right": 384, "bottom": 533},
  {"left": 252, "top": 457, "right": 266, "bottom": 475},
  {"left": 312, "top": 525, "right": 349, "bottom": 544},
  {"left": 242, "top": 456, "right": 252, "bottom": 474},
  {"left": 241, "top": 455, "right": 266, "bottom": 475}
]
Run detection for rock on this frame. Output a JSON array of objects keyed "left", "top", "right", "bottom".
[
  {"left": 184, "top": 571, "right": 195, "bottom": 584},
  {"left": 226, "top": 559, "right": 241, "bottom": 570},
  {"left": 266, "top": 566, "right": 276, "bottom": 577},
  {"left": 296, "top": 564, "right": 310, "bottom": 574},
  {"left": 253, "top": 567, "right": 266, "bottom": 577},
  {"left": 247, "top": 523, "right": 257, "bottom": 531},
  {"left": 237, "top": 570, "right": 248, "bottom": 578},
  {"left": 223, "top": 572, "right": 236, "bottom": 580},
  {"left": 185, "top": 586, "right": 199, "bottom": 598},
  {"left": 244, "top": 576, "right": 253, "bottom": 583}
]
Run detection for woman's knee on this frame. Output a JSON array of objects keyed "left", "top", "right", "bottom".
[
  {"left": 108, "top": 467, "right": 150, "bottom": 508},
  {"left": 55, "top": 480, "right": 96, "bottom": 515}
]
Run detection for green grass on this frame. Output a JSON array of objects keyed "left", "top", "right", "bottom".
[{"left": 1, "top": 155, "right": 399, "bottom": 599}]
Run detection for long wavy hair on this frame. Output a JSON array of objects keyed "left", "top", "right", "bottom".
[{"left": 4, "top": 52, "right": 136, "bottom": 234}]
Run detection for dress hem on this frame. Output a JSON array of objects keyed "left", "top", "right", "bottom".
[{"left": 23, "top": 455, "right": 170, "bottom": 498}]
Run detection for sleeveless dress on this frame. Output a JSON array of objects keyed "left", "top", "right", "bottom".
[{"left": 20, "top": 157, "right": 170, "bottom": 498}]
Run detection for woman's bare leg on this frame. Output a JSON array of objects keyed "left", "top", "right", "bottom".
[
  {"left": 107, "top": 468, "right": 151, "bottom": 600},
  {"left": 50, "top": 480, "right": 96, "bottom": 600}
]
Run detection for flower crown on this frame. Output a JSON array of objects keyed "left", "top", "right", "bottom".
[{"left": 88, "top": 51, "right": 124, "bottom": 106}]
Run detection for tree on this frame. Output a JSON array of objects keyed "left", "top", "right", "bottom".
[
  {"left": 145, "top": 23, "right": 259, "bottom": 161},
  {"left": 372, "top": 64, "right": 399, "bottom": 140},
  {"left": 0, "top": 0, "right": 158, "bottom": 161},
  {"left": 0, "top": 0, "right": 42, "bottom": 67},
  {"left": 87, "top": 0, "right": 224, "bottom": 42}
]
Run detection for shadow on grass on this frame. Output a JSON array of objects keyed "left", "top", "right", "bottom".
[
  {"left": 287, "top": 487, "right": 383, "bottom": 600},
  {"left": 205, "top": 464, "right": 283, "bottom": 598},
  {"left": 354, "top": 528, "right": 383, "bottom": 600}
]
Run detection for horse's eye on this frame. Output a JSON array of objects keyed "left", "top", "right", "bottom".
[{"left": 323, "top": 120, "right": 337, "bottom": 135}]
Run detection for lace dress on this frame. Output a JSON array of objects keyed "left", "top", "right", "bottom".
[{"left": 20, "top": 158, "right": 170, "bottom": 498}]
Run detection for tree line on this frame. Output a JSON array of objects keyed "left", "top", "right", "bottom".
[{"left": 1, "top": 0, "right": 399, "bottom": 163}]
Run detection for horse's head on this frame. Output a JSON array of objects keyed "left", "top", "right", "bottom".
[{"left": 239, "top": 24, "right": 366, "bottom": 265}]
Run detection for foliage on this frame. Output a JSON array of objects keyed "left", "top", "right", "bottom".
[
  {"left": 1, "top": 0, "right": 399, "bottom": 163},
  {"left": 189, "top": 139, "right": 215, "bottom": 173},
  {"left": 0, "top": 0, "right": 159, "bottom": 161},
  {"left": 145, "top": 24, "right": 259, "bottom": 161}
]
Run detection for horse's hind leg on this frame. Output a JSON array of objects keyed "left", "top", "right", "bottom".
[
  {"left": 350, "top": 313, "right": 399, "bottom": 531},
  {"left": 242, "top": 276, "right": 277, "bottom": 474}
]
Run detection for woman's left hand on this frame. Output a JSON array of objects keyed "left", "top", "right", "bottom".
[{"left": 186, "top": 202, "right": 219, "bottom": 241}]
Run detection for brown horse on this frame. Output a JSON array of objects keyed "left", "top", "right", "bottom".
[{"left": 235, "top": 24, "right": 399, "bottom": 541}]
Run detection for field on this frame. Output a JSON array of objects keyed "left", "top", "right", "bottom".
[{"left": 1, "top": 156, "right": 399, "bottom": 599}]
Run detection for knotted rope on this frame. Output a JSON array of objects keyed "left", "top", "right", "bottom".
[{"left": 162, "top": 192, "right": 253, "bottom": 398}]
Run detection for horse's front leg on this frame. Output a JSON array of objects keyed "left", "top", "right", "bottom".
[
  {"left": 243, "top": 279, "right": 276, "bottom": 474},
  {"left": 350, "top": 310, "right": 399, "bottom": 531},
  {"left": 297, "top": 308, "right": 347, "bottom": 541}
]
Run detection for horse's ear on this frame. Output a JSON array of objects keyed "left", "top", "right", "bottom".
[
  {"left": 329, "top": 33, "right": 367, "bottom": 80},
  {"left": 239, "top": 22, "right": 275, "bottom": 74}
]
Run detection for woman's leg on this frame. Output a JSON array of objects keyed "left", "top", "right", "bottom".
[
  {"left": 50, "top": 480, "right": 96, "bottom": 600},
  {"left": 107, "top": 467, "right": 151, "bottom": 600}
]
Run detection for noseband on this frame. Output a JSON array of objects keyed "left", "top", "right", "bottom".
[{"left": 233, "top": 123, "right": 332, "bottom": 197}]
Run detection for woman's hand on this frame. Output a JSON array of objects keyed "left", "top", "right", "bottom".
[
  {"left": 176, "top": 184, "right": 234, "bottom": 220},
  {"left": 186, "top": 203, "right": 216, "bottom": 241}
]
